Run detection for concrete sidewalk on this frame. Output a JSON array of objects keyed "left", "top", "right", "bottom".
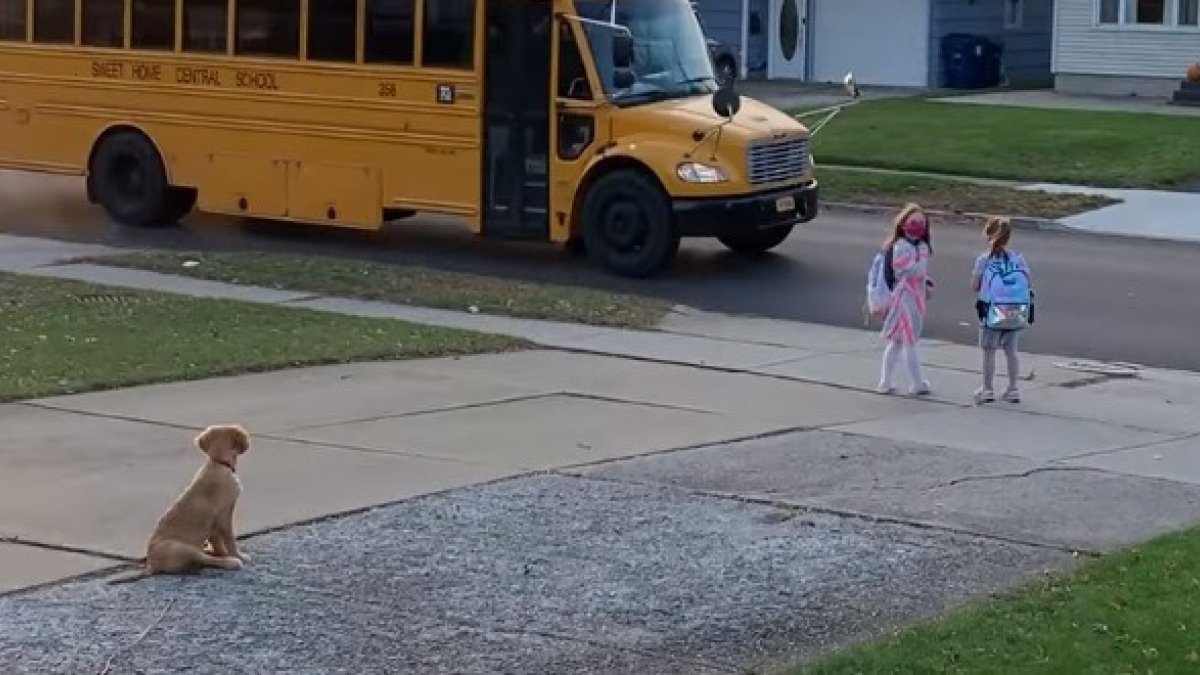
[
  {"left": 933, "top": 89, "right": 1200, "bottom": 118},
  {"left": 1018, "top": 182, "right": 1200, "bottom": 244},
  {"left": 4, "top": 235, "right": 1200, "bottom": 672}
]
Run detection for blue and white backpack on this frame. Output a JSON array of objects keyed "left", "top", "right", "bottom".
[
  {"left": 864, "top": 247, "right": 894, "bottom": 322},
  {"left": 981, "top": 251, "right": 1033, "bottom": 331}
]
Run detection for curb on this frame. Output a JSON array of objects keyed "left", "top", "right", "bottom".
[{"left": 822, "top": 201, "right": 1069, "bottom": 233}]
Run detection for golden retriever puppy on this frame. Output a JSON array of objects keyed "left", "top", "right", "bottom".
[{"left": 108, "top": 424, "right": 251, "bottom": 584}]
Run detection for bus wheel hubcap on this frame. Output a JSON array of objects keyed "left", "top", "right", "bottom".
[
  {"left": 605, "top": 202, "right": 646, "bottom": 250},
  {"left": 113, "top": 155, "right": 146, "bottom": 200}
]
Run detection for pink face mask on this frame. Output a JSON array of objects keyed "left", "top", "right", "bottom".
[{"left": 902, "top": 216, "right": 927, "bottom": 240}]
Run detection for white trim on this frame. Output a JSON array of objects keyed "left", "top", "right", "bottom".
[
  {"left": 1051, "top": 0, "right": 1060, "bottom": 73},
  {"left": 1094, "top": 0, "right": 1200, "bottom": 29}
]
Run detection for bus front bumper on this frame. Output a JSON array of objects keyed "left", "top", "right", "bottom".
[{"left": 672, "top": 180, "right": 819, "bottom": 238}]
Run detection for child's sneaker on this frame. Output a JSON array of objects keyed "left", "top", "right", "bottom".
[
  {"left": 974, "top": 388, "right": 995, "bottom": 405},
  {"left": 877, "top": 383, "right": 897, "bottom": 395},
  {"left": 910, "top": 380, "right": 932, "bottom": 396},
  {"left": 1002, "top": 388, "right": 1021, "bottom": 403}
]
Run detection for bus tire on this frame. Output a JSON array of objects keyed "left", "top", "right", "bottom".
[
  {"left": 581, "top": 169, "right": 679, "bottom": 278},
  {"left": 88, "top": 130, "right": 180, "bottom": 228},
  {"left": 166, "top": 188, "right": 198, "bottom": 223},
  {"left": 717, "top": 224, "right": 795, "bottom": 255}
]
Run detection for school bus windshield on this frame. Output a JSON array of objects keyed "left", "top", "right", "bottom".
[{"left": 575, "top": 0, "right": 717, "bottom": 103}]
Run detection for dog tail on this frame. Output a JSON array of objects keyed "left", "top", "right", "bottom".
[{"left": 105, "top": 568, "right": 152, "bottom": 586}]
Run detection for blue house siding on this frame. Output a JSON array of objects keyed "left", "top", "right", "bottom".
[
  {"left": 928, "top": 0, "right": 1053, "bottom": 87},
  {"left": 693, "top": 0, "right": 770, "bottom": 77},
  {"left": 693, "top": 0, "right": 743, "bottom": 54}
]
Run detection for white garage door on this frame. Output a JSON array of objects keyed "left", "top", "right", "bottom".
[{"left": 810, "top": 0, "right": 930, "bottom": 87}]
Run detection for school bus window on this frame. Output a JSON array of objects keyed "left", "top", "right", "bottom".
[
  {"left": 557, "top": 23, "right": 591, "bottom": 100},
  {"left": 307, "top": 0, "right": 355, "bottom": 62},
  {"left": 364, "top": 0, "right": 414, "bottom": 65},
  {"left": 421, "top": 0, "right": 475, "bottom": 69},
  {"left": 0, "top": 0, "right": 25, "bottom": 41},
  {"left": 132, "top": 0, "right": 175, "bottom": 51},
  {"left": 33, "top": 0, "right": 74, "bottom": 44},
  {"left": 182, "top": 0, "right": 226, "bottom": 53},
  {"left": 81, "top": 0, "right": 125, "bottom": 48},
  {"left": 235, "top": 0, "right": 299, "bottom": 58}
]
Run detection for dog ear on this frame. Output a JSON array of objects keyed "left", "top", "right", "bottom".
[
  {"left": 195, "top": 426, "right": 219, "bottom": 456},
  {"left": 228, "top": 425, "right": 251, "bottom": 455}
]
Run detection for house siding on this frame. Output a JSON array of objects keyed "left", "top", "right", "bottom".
[
  {"left": 693, "top": 0, "right": 769, "bottom": 77},
  {"left": 1053, "top": 0, "right": 1199, "bottom": 94},
  {"left": 693, "top": 0, "right": 743, "bottom": 51},
  {"left": 929, "top": 0, "right": 1054, "bottom": 87}
]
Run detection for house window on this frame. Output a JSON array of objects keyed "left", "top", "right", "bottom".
[
  {"left": 1098, "top": 0, "right": 1200, "bottom": 27},
  {"left": 1004, "top": 0, "right": 1024, "bottom": 28},
  {"left": 1180, "top": 0, "right": 1200, "bottom": 24}
]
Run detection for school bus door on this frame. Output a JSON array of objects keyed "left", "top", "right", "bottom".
[{"left": 482, "top": 0, "right": 553, "bottom": 240}]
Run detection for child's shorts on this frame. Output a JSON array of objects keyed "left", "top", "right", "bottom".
[{"left": 979, "top": 327, "right": 1019, "bottom": 350}]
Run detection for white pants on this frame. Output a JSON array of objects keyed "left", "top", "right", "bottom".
[{"left": 880, "top": 339, "right": 926, "bottom": 391}]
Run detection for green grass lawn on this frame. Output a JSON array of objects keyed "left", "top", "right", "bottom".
[
  {"left": 819, "top": 167, "right": 1117, "bottom": 218},
  {"left": 794, "top": 526, "right": 1200, "bottom": 674},
  {"left": 0, "top": 272, "right": 523, "bottom": 402},
  {"left": 84, "top": 251, "right": 671, "bottom": 330},
  {"left": 799, "top": 98, "right": 1200, "bottom": 188}
]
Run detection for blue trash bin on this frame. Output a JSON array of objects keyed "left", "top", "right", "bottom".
[{"left": 941, "top": 33, "right": 1003, "bottom": 89}]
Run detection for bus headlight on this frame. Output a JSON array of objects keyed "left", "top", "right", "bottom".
[{"left": 676, "top": 162, "right": 728, "bottom": 183}]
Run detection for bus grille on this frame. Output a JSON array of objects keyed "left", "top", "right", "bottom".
[{"left": 746, "top": 137, "right": 810, "bottom": 185}]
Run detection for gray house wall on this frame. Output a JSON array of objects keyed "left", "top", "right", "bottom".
[{"left": 928, "top": 0, "right": 1053, "bottom": 87}]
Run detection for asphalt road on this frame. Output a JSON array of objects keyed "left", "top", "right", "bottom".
[{"left": 4, "top": 171, "right": 1200, "bottom": 371}]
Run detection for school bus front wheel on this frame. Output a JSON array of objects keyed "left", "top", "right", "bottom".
[
  {"left": 87, "top": 129, "right": 196, "bottom": 229},
  {"left": 673, "top": 180, "right": 819, "bottom": 256},
  {"left": 717, "top": 224, "right": 796, "bottom": 255},
  {"left": 580, "top": 168, "right": 681, "bottom": 279}
]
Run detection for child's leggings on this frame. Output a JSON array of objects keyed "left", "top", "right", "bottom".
[
  {"left": 880, "top": 339, "right": 925, "bottom": 389},
  {"left": 982, "top": 343, "right": 1020, "bottom": 392}
]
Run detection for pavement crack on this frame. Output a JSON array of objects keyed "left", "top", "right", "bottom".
[
  {"left": 921, "top": 466, "right": 1103, "bottom": 490},
  {"left": 560, "top": 472, "right": 1101, "bottom": 558},
  {"left": 542, "top": 345, "right": 969, "bottom": 410},
  {"left": 253, "top": 431, "right": 494, "bottom": 467},
  {"left": 280, "top": 392, "right": 562, "bottom": 432},
  {"left": 1056, "top": 430, "right": 1200, "bottom": 463},
  {"left": 19, "top": 401, "right": 200, "bottom": 431},
  {"left": 0, "top": 536, "right": 136, "bottom": 564}
]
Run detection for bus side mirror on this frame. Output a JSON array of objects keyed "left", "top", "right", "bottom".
[
  {"left": 613, "top": 69, "right": 636, "bottom": 89},
  {"left": 712, "top": 84, "right": 741, "bottom": 118},
  {"left": 612, "top": 32, "right": 634, "bottom": 69}
]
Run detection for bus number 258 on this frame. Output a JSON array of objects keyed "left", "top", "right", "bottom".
[{"left": 378, "top": 82, "right": 396, "bottom": 97}]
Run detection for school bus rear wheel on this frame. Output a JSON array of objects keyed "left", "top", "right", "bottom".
[
  {"left": 581, "top": 169, "right": 680, "bottom": 278},
  {"left": 89, "top": 130, "right": 187, "bottom": 228}
]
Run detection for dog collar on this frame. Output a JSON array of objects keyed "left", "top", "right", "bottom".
[{"left": 214, "top": 458, "right": 236, "bottom": 473}]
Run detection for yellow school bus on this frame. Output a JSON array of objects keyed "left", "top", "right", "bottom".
[{"left": 0, "top": 0, "right": 819, "bottom": 277}]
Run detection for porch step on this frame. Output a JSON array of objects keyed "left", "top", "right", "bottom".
[{"left": 1171, "top": 79, "right": 1200, "bottom": 106}]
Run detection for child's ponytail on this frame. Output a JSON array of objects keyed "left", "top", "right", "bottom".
[{"left": 984, "top": 217, "right": 1011, "bottom": 257}]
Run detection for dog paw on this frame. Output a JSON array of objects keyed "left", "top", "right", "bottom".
[
  {"left": 226, "top": 557, "right": 244, "bottom": 570},
  {"left": 237, "top": 552, "right": 252, "bottom": 563}
]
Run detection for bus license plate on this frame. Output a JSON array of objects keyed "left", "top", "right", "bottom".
[{"left": 775, "top": 195, "right": 796, "bottom": 213}]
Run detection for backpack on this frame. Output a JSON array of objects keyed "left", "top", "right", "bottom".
[
  {"left": 864, "top": 246, "right": 895, "bottom": 319},
  {"left": 981, "top": 250, "right": 1033, "bottom": 331}
]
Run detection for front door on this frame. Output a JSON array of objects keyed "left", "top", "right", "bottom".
[
  {"left": 767, "top": 0, "right": 806, "bottom": 79},
  {"left": 482, "top": 0, "right": 553, "bottom": 239}
]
